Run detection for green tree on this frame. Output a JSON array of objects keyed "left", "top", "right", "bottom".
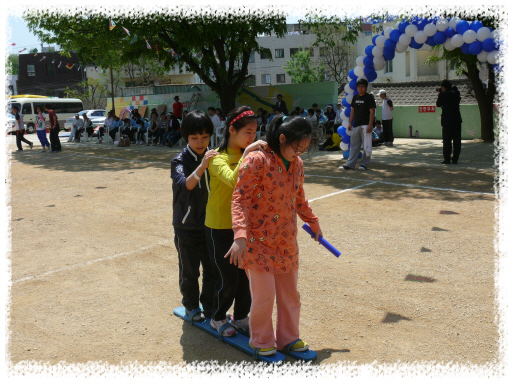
[
  {"left": 65, "top": 78, "right": 108, "bottom": 110},
  {"left": 24, "top": 8, "right": 287, "bottom": 113},
  {"left": 124, "top": 57, "right": 166, "bottom": 86},
  {"left": 28, "top": 48, "right": 38, "bottom": 53},
  {"left": 6, "top": 53, "right": 19, "bottom": 75},
  {"left": 284, "top": 46, "right": 325, "bottom": 83}
]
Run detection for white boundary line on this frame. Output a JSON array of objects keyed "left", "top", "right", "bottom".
[
  {"left": 12, "top": 240, "right": 172, "bottom": 285},
  {"left": 305, "top": 174, "right": 495, "bottom": 196},
  {"left": 309, "top": 181, "right": 377, "bottom": 202}
]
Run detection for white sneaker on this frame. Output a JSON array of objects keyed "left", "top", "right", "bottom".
[
  {"left": 210, "top": 318, "right": 236, "bottom": 337},
  {"left": 40, "top": 148, "right": 46, "bottom": 153},
  {"left": 230, "top": 315, "right": 250, "bottom": 334},
  {"left": 359, "top": 165, "right": 368, "bottom": 171}
]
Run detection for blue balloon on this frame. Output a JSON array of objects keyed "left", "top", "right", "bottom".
[
  {"left": 460, "top": 43, "right": 470, "bottom": 55},
  {"left": 342, "top": 98, "right": 350, "bottom": 108},
  {"left": 349, "top": 69, "right": 357, "bottom": 80},
  {"left": 444, "top": 27, "right": 456, "bottom": 38},
  {"left": 349, "top": 79, "right": 357, "bottom": 90},
  {"left": 338, "top": 127, "right": 347, "bottom": 137},
  {"left": 342, "top": 134, "right": 350, "bottom": 144},
  {"left": 416, "top": 18, "right": 428, "bottom": 30},
  {"left": 469, "top": 40, "right": 483, "bottom": 55},
  {"left": 470, "top": 20, "right": 483, "bottom": 32},
  {"left": 353, "top": 90, "right": 358, "bottom": 96},
  {"left": 390, "top": 29, "right": 401, "bottom": 42},
  {"left": 344, "top": 107, "right": 351, "bottom": 117},
  {"left": 425, "top": 36, "right": 436, "bottom": 46},
  {"left": 372, "top": 35, "right": 379, "bottom": 45},
  {"left": 456, "top": 20, "right": 470, "bottom": 35},
  {"left": 367, "top": 71, "right": 378, "bottom": 82},
  {"left": 384, "top": 39, "right": 397, "bottom": 51},
  {"left": 409, "top": 38, "right": 424, "bottom": 49},
  {"left": 365, "top": 45, "right": 374, "bottom": 57},
  {"left": 399, "top": 21, "right": 410, "bottom": 34},
  {"left": 363, "top": 56, "right": 374, "bottom": 67},
  {"left": 433, "top": 31, "right": 447, "bottom": 45},
  {"left": 431, "top": 16, "right": 439, "bottom": 25},
  {"left": 383, "top": 48, "right": 395, "bottom": 60},
  {"left": 343, "top": 149, "right": 350, "bottom": 159},
  {"left": 364, "top": 66, "right": 376, "bottom": 77},
  {"left": 493, "top": 63, "right": 501, "bottom": 73},
  {"left": 381, "top": 31, "right": 385, "bottom": 35},
  {"left": 482, "top": 38, "right": 496, "bottom": 52}
]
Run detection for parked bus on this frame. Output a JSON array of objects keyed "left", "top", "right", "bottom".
[{"left": 6, "top": 97, "right": 83, "bottom": 134}]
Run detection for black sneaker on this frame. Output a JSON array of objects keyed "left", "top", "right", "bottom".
[
  {"left": 440, "top": 160, "right": 450, "bottom": 164},
  {"left": 339, "top": 165, "right": 353, "bottom": 170},
  {"left": 359, "top": 165, "right": 368, "bottom": 171}
]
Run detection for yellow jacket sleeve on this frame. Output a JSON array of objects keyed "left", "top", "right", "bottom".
[{"left": 209, "top": 154, "right": 243, "bottom": 189}]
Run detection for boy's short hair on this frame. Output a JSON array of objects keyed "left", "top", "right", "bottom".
[
  {"left": 307, "top": 108, "right": 314, "bottom": 115},
  {"left": 123, "top": 118, "right": 130, "bottom": 123},
  {"left": 181, "top": 110, "right": 214, "bottom": 141},
  {"left": 326, "top": 129, "right": 333, "bottom": 135},
  {"left": 160, "top": 112, "right": 166, "bottom": 117},
  {"left": 290, "top": 111, "right": 299, "bottom": 116},
  {"left": 312, "top": 103, "right": 318, "bottom": 108},
  {"left": 207, "top": 107, "right": 215, "bottom": 112},
  {"left": 356, "top": 78, "right": 368, "bottom": 88},
  {"left": 44, "top": 103, "right": 51, "bottom": 109},
  {"left": 12, "top": 105, "right": 18, "bottom": 111},
  {"left": 274, "top": 107, "right": 281, "bottom": 113}
]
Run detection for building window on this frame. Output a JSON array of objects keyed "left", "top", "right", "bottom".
[
  {"left": 290, "top": 48, "right": 299, "bottom": 57},
  {"left": 260, "top": 50, "right": 271, "bottom": 60},
  {"left": 22, "top": 103, "right": 32, "bottom": 115},
  {"left": 249, "top": 51, "right": 255, "bottom": 63},
  {"left": 385, "top": 60, "right": 393, "bottom": 74},
  {"left": 275, "top": 49, "right": 284, "bottom": 58},
  {"left": 45, "top": 63, "right": 55, "bottom": 76},
  {"left": 276, "top": 74, "right": 286, "bottom": 83},
  {"left": 27, "top": 64, "right": 35, "bottom": 76},
  {"left": 261, "top": 74, "right": 271, "bottom": 84}
]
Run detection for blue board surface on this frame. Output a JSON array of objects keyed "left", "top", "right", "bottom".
[{"left": 173, "top": 306, "right": 285, "bottom": 363}]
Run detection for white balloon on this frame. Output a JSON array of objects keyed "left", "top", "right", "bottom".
[
  {"left": 487, "top": 50, "right": 498, "bottom": 65},
  {"left": 376, "top": 35, "right": 387, "bottom": 48},
  {"left": 405, "top": 24, "right": 418, "bottom": 37},
  {"left": 476, "top": 27, "right": 492, "bottom": 42},
  {"left": 448, "top": 17, "right": 460, "bottom": 30},
  {"left": 346, "top": 126, "right": 352, "bottom": 136},
  {"left": 354, "top": 65, "right": 365, "bottom": 77},
  {"left": 462, "top": 29, "right": 477, "bottom": 44},
  {"left": 414, "top": 30, "right": 428, "bottom": 44},
  {"left": 395, "top": 43, "right": 408, "bottom": 53},
  {"left": 491, "top": 29, "right": 500, "bottom": 40},
  {"left": 344, "top": 83, "right": 352, "bottom": 94},
  {"left": 399, "top": 33, "right": 412, "bottom": 46},
  {"left": 372, "top": 46, "right": 384, "bottom": 57},
  {"left": 384, "top": 27, "right": 394, "bottom": 38},
  {"left": 436, "top": 17, "right": 449, "bottom": 32},
  {"left": 395, "top": 21, "right": 401, "bottom": 29},
  {"left": 342, "top": 119, "right": 349, "bottom": 128},
  {"left": 443, "top": 38, "right": 455, "bottom": 51},
  {"left": 347, "top": 75, "right": 352, "bottom": 82},
  {"left": 346, "top": 93, "right": 354, "bottom": 104},
  {"left": 424, "top": 23, "right": 437, "bottom": 36},
  {"left": 451, "top": 34, "right": 464, "bottom": 48},
  {"left": 356, "top": 55, "right": 365, "bottom": 67},
  {"left": 339, "top": 142, "right": 349, "bottom": 151},
  {"left": 372, "top": 55, "right": 385, "bottom": 67},
  {"left": 341, "top": 111, "right": 350, "bottom": 121},
  {"left": 477, "top": 50, "right": 488, "bottom": 62},
  {"left": 373, "top": 61, "right": 385, "bottom": 71}
]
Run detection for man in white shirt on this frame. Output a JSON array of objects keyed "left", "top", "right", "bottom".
[
  {"left": 103, "top": 111, "right": 114, "bottom": 143},
  {"left": 12, "top": 105, "right": 33, "bottom": 151},
  {"left": 378, "top": 89, "right": 394, "bottom": 146},
  {"left": 69, "top": 114, "right": 84, "bottom": 142},
  {"left": 334, "top": 102, "right": 344, "bottom": 131},
  {"left": 208, "top": 107, "right": 221, "bottom": 129}
]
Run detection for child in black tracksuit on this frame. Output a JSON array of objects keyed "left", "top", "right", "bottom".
[{"left": 170, "top": 110, "right": 219, "bottom": 321}]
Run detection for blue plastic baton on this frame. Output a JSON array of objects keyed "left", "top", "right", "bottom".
[{"left": 302, "top": 223, "right": 341, "bottom": 258}]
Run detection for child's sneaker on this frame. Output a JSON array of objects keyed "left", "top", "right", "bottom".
[
  {"left": 210, "top": 318, "right": 236, "bottom": 337},
  {"left": 230, "top": 315, "right": 250, "bottom": 334},
  {"left": 249, "top": 343, "right": 277, "bottom": 356},
  {"left": 186, "top": 308, "right": 205, "bottom": 322},
  {"left": 290, "top": 339, "right": 309, "bottom": 352}
]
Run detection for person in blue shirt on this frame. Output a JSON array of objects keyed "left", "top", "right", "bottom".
[{"left": 109, "top": 116, "right": 123, "bottom": 142}]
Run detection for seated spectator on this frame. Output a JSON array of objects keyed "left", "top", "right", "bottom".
[
  {"left": 325, "top": 104, "right": 336, "bottom": 128},
  {"left": 208, "top": 106, "right": 221, "bottom": 129},
  {"left": 307, "top": 108, "right": 316, "bottom": 123},
  {"left": 315, "top": 109, "right": 328, "bottom": 125},
  {"left": 215, "top": 108, "right": 224, "bottom": 122},
  {"left": 182, "top": 110, "right": 189, "bottom": 120},
  {"left": 290, "top": 110, "right": 299, "bottom": 116},
  {"left": 319, "top": 129, "right": 341, "bottom": 151},
  {"left": 312, "top": 103, "right": 319, "bottom": 113},
  {"left": 165, "top": 112, "right": 182, "bottom": 148},
  {"left": 372, "top": 120, "right": 384, "bottom": 147},
  {"left": 296, "top": 107, "right": 308, "bottom": 118},
  {"left": 103, "top": 111, "right": 114, "bottom": 141},
  {"left": 69, "top": 113, "right": 83, "bottom": 143},
  {"left": 147, "top": 111, "right": 161, "bottom": 146},
  {"left": 122, "top": 118, "right": 137, "bottom": 143},
  {"left": 76, "top": 113, "right": 93, "bottom": 142},
  {"left": 135, "top": 115, "right": 148, "bottom": 145},
  {"left": 109, "top": 116, "right": 123, "bottom": 142}
]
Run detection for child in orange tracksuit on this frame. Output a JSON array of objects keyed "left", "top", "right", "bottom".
[{"left": 225, "top": 115, "right": 322, "bottom": 356}]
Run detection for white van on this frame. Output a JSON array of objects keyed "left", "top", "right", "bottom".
[{"left": 6, "top": 97, "right": 84, "bottom": 134}]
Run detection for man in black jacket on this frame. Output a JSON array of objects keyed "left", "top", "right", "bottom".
[
  {"left": 436, "top": 80, "right": 463, "bottom": 164},
  {"left": 275, "top": 94, "right": 289, "bottom": 116}
]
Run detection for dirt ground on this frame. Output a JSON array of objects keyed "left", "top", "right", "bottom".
[{"left": 5, "top": 134, "right": 498, "bottom": 372}]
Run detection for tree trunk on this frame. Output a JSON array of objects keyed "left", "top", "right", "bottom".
[{"left": 216, "top": 84, "right": 238, "bottom": 115}]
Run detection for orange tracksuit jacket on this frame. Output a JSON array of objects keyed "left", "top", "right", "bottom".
[{"left": 231, "top": 148, "right": 318, "bottom": 274}]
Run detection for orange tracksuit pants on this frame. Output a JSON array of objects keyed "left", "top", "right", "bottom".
[{"left": 246, "top": 268, "right": 300, "bottom": 350}]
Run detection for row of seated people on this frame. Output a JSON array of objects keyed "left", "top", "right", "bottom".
[{"left": 318, "top": 120, "right": 384, "bottom": 151}]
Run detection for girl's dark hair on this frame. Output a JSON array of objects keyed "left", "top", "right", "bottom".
[
  {"left": 265, "top": 116, "right": 312, "bottom": 156},
  {"left": 181, "top": 110, "right": 214, "bottom": 142},
  {"left": 218, "top": 106, "right": 258, "bottom": 153}
]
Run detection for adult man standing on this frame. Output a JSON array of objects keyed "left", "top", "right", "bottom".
[
  {"left": 275, "top": 94, "right": 289, "bottom": 116},
  {"left": 173, "top": 96, "right": 183, "bottom": 119},
  {"left": 340, "top": 78, "right": 376, "bottom": 171},
  {"left": 378, "top": 89, "right": 394, "bottom": 146},
  {"left": 436, "top": 80, "right": 462, "bottom": 164},
  {"left": 69, "top": 113, "right": 83, "bottom": 143},
  {"left": 12, "top": 105, "right": 33, "bottom": 151},
  {"left": 334, "top": 102, "right": 344, "bottom": 131},
  {"left": 208, "top": 107, "right": 221, "bottom": 129},
  {"left": 44, "top": 103, "right": 61, "bottom": 152}
]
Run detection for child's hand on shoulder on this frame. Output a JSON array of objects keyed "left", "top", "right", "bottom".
[
  {"left": 201, "top": 149, "right": 219, "bottom": 170},
  {"left": 243, "top": 140, "right": 267, "bottom": 157}
]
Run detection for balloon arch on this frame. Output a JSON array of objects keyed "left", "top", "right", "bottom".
[{"left": 337, "top": 16, "right": 501, "bottom": 158}]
